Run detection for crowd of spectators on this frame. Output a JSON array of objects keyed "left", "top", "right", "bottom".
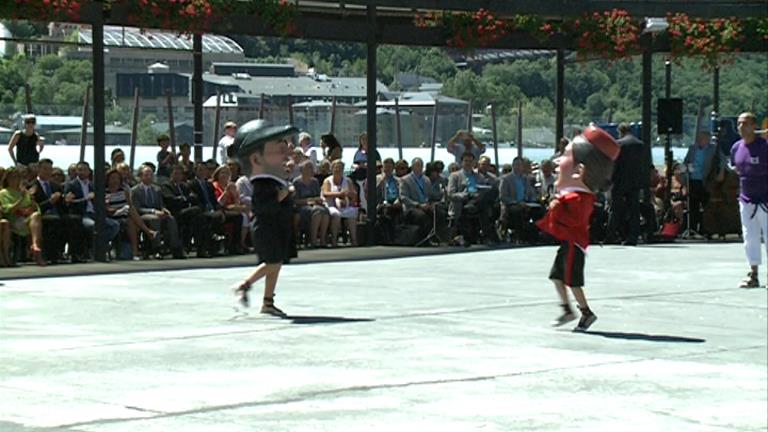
[{"left": 1, "top": 115, "right": 733, "bottom": 267}]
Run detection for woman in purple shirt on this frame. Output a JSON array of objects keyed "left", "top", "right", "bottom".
[{"left": 730, "top": 112, "right": 768, "bottom": 288}]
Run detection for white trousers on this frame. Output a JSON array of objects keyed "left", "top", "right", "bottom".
[{"left": 739, "top": 201, "right": 768, "bottom": 266}]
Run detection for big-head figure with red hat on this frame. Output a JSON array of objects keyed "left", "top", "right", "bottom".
[{"left": 536, "top": 124, "right": 620, "bottom": 331}]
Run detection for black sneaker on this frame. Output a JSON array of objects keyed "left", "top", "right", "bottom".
[{"left": 574, "top": 310, "right": 597, "bottom": 332}]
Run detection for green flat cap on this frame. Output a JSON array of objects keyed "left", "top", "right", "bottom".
[{"left": 228, "top": 119, "right": 298, "bottom": 158}]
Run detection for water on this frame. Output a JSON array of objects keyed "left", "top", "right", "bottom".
[{"left": 1, "top": 145, "right": 690, "bottom": 172}]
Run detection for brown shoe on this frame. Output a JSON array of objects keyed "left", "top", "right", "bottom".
[{"left": 260, "top": 297, "right": 287, "bottom": 318}]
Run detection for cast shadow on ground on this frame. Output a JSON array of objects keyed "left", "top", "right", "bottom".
[
  {"left": 575, "top": 330, "right": 706, "bottom": 343},
  {"left": 286, "top": 315, "right": 376, "bottom": 325}
]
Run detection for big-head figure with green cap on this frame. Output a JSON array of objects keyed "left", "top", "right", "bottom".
[{"left": 227, "top": 119, "right": 298, "bottom": 179}]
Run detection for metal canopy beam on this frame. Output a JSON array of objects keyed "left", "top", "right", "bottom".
[
  {"left": 305, "top": 0, "right": 768, "bottom": 18},
  {"left": 14, "top": 4, "right": 767, "bottom": 52}
]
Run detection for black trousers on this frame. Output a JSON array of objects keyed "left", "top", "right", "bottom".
[
  {"left": 173, "top": 206, "right": 205, "bottom": 251},
  {"left": 688, "top": 180, "right": 707, "bottom": 233},
  {"left": 41, "top": 213, "right": 66, "bottom": 261},
  {"left": 610, "top": 188, "right": 640, "bottom": 244}
]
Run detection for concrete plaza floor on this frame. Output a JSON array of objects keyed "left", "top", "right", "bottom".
[{"left": 1, "top": 243, "right": 766, "bottom": 431}]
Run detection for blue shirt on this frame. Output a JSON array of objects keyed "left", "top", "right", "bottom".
[
  {"left": 513, "top": 175, "right": 526, "bottom": 202},
  {"left": 385, "top": 176, "right": 399, "bottom": 202},
  {"left": 413, "top": 174, "right": 426, "bottom": 203},
  {"left": 690, "top": 146, "right": 711, "bottom": 180},
  {"left": 465, "top": 171, "right": 478, "bottom": 194}
]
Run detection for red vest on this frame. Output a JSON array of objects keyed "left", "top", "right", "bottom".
[{"left": 536, "top": 191, "right": 595, "bottom": 250}]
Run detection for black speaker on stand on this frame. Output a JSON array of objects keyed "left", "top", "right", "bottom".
[
  {"left": 657, "top": 98, "right": 683, "bottom": 135},
  {"left": 657, "top": 97, "right": 683, "bottom": 233}
]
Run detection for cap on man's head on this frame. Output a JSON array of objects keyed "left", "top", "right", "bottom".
[
  {"left": 224, "top": 121, "right": 237, "bottom": 130},
  {"left": 228, "top": 119, "right": 298, "bottom": 158},
  {"left": 157, "top": 134, "right": 170, "bottom": 143},
  {"left": 24, "top": 114, "right": 36, "bottom": 124},
  {"left": 580, "top": 124, "right": 620, "bottom": 161}
]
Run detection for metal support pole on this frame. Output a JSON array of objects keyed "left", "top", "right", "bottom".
[
  {"left": 24, "top": 83, "right": 32, "bottom": 113},
  {"left": 663, "top": 60, "right": 673, "bottom": 212},
  {"left": 92, "top": 0, "right": 107, "bottom": 262},
  {"left": 288, "top": 94, "right": 294, "bottom": 125},
  {"left": 394, "top": 97, "right": 402, "bottom": 161},
  {"left": 212, "top": 92, "right": 221, "bottom": 161},
  {"left": 430, "top": 99, "right": 439, "bottom": 162},
  {"left": 516, "top": 100, "right": 523, "bottom": 158},
  {"left": 166, "top": 90, "right": 176, "bottom": 153},
  {"left": 259, "top": 93, "right": 265, "bottom": 120},
  {"left": 713, "top": 66, "right": 720, "bottom": 114},
  {"left": 330, "top": 95, "right": 337, "bottom": 134},
  {"left": 491, "top": 103, "right": 499, "bottom": 166},
  {"left": 555, "top": 48, "right": 565, "bottom": 147},
  {"left": 79, "top": 85, "right": 91, "bottom": 162},
  {"left": 129, "top": 87, "right": 139, "bottom": 170},
  {"left": 641, "top": 39, "right": 652, "bottom": 191},
  {"left": 466, "top": 99, "right": 473, "bottom": 131},
  {"left": 365, "top": 1, "right": 378, "bottom": 245},
  {"left": 192, "top": 33, "right": 204, "bottom": 162}
]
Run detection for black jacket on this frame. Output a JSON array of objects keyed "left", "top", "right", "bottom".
[
  {"left": 30, "top": 178, "right": 66, "bottom": 215},
  {"left": 161, "top": 180, "right": 198, "bottom": 215},
  {"left": 612, "top": 134, "right": 646, "bottom": 191},
  {"left": 188, "top": 177, "right": 220, "bottom": 212}
]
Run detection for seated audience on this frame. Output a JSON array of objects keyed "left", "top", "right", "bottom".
[
  {"left": 322, "top": 160, "right": 358, "bottom": 247},
  {"left": 211, "top": 165, "right": 247, "bottom": 253},
  {"left": 131, "top": 165, "right": 185, "bottom": 259},
  {"left": 0, "top": 167, "right": 46, "bottom": 265},
  {"left": 293, "top": 160, "right": 331, "bottom": 247}
]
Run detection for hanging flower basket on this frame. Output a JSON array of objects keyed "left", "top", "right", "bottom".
[
  {"left": 1, "top": 0, "right": 86, "bottom": 22},
  {"left": 115, "top": 0, "right": 297, "bottom": 36},
  {"left": 666, "top": 13, "right": 755, "bottom": 69},
  {"left": 569, "top": 9, "right": 642, "bottom": 61},
  {"left": 412, "top": 7, "right": 766, "bottom": 69},
  {"left": 414, "top": 8, "right": 507, "bottom": 50},
  {"left": 117, "top": 0, "right": 222, "bottom": 34}
]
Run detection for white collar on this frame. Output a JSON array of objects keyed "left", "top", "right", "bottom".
[
  {"left": 249, "top": 174, "right": 288, "bottom": 187},
  {"left": 558, "top": 186, "right": 591, "bottom": 194}
]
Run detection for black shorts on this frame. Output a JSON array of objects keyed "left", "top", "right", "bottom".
[{"left": 549, "top": 241, "right": 586, "bottom": 287}]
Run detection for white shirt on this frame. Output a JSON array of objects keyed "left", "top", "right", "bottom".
[
  {"left": 302, "top": 144, "right": 318, "bottom": 168},
  {"left": 218, "top": 135, "right": 235, "bottom": 163},
  {"left": 235, "top": 175, "right": 253, "bottom": 207},
  {"left": 77, "top": 178, "right": 94, "bottom": 214}
]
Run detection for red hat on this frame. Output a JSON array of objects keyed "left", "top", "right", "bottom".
[{"left": 582, "top": 124, "right": 620, "bottom": 161}]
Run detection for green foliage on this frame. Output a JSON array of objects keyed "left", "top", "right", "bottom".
[
  {"left": 138, "top": 114, "right": 160, "bottom": 146},
  {"left": 0, "top": 53, "right": 91, "bottom": 119}
]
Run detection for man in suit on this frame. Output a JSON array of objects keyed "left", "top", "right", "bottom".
[
  {"left": 188, "top": 163, "right": 233, "bottom": 256},
  {"left": 447, "top": 151, "right": 499, "bottom": 245},
  {"left": 610, "top": 123, "right": 645, "bottom": 245},
  {"left": 400, "top": 157, "right": 439, "bottom": 241},
  {"left": 375, "top": 158, "right": 402, "bottom": 243},
  {"left": 131, "top": 165, "right": 184, "bottom": 259},
  {"left": 162, "top": 164, "right": 208, "bottom": 257},
  {"left": 63, "top": 161, "right": 120, "bottom": 262},
  {"left": 499, "top": 156, "right": 538, "bottom": 243},
  {"left": 29, "top": 158, "right": 66, "bottom": 262}
]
